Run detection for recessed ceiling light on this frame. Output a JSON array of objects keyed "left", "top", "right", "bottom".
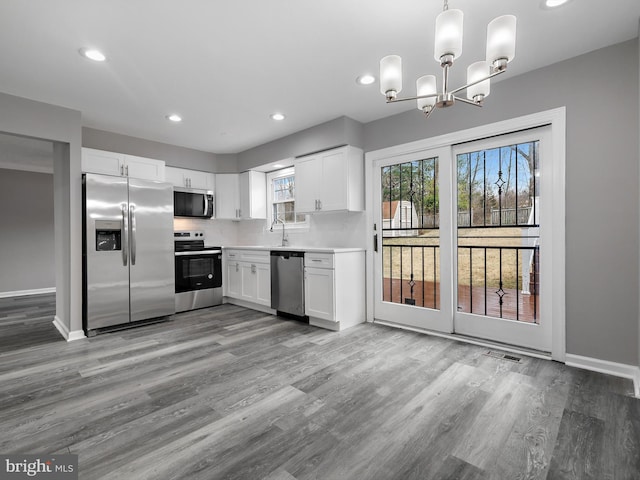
[
  {"left": 356, "top": 74, "right": 376, "bottom": 86},
  {"left": 166, "top": 114, "right": 182, "bottom": 122},
  {"left": 79, "top": 48, "right": 106, "bottom": 62},
  {"left": 270, "top": 113, "right": 285, "bottom": 121},
  {"left": 272, "top": 164, "right": 284, "bottom": 169},
  {"left": 542, "top": 0, "right": 571, "bottom": 8}
]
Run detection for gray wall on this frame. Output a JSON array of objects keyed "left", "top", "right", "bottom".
[
  {"left": 237, "top": 116, "right": 364, "bottom": 171},
  {"left": 364, "top": 39, "right": 640, "bottom": 366},
  {"left": 0, "top": 169, "right": 55, "bottom": 292},
  {"left": 82, "top": 127, "right": 237, "bottom": 173},
  {"left": 0, "top": 91, "right": 83, "bottom": 336}
]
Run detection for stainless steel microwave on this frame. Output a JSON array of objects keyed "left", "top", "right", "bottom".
[{"left": 173, "top": 189, "right": 214, "bottom": 218}]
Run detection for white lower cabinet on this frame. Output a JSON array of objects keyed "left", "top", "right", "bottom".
[
  {"left": 224, "top": 249, "right": 271, "bottom": 308},
  {"left": 304, "top": 251, "right": 365, "bottom": 331},
  {"left": 226, "top": 261, "right": 242, "bottom": 298},
  {"left": 304, "top": 266, "right": 334, "bottom": 321}
]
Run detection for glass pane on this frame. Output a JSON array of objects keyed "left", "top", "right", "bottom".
[
  {"left": 273, "top": 176, "right": 295, "bottom": 202},
  {"left": 273, "top": 201, "right": 305, "bottom": 225},
  {"left": 381, "top": 157, "right": 440, "bottom": 310},
  {"left": 456, "top": 140, "right": 539, "bottom": 323}
]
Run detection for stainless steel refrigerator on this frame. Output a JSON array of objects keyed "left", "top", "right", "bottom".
[{"left": 83, "top": 173, "right": 175, "bottom": 333}]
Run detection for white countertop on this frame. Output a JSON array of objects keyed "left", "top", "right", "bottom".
[{"left": 222, "top": 245, "right": 365, "bottom": 254}]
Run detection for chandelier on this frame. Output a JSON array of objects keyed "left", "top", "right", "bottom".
[{"left": 379, "top": 0, "right": 517, "bottom": 118}]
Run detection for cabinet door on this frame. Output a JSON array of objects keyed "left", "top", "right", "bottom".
[
  {"left": 226, "top": 261, "right": 241, "bottom": 298},
  {"left": 255, "top": 263, "right": 271, "bottom": 306},
  {"left": 165, "top": 166, "right": 187, "bottom": 187},
  {"left": 295, "top": 157, "right": 320, "bottom": 213},
  {"left": 239, "top": 171, "right": 267, "bottom": 219},
  {"left": 124, "top": 155, "right": 165, "bottom": 181},
  {"left": 240, "top": 263, "right": 258, "bottom": 302},
  {"left": 319, "top": 150, "right": 348, "bottom": 211},
  {"left": 82, "top": 148, "right": 124, "bottom": 176},
  {"left": 304, "top": 267, "right": 335, "bottom": 321},
  {"left": 215, "top": 174, "right": 240, "bottom": 219},
  {"left": 188, "top": 170, "right": 215, "bottom": 190}
]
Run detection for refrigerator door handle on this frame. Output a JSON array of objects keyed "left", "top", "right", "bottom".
[
  {"left": 121, "top": 203, "right": 128, "bottom": 266},
  {"left": 130, "top": 204, "right": 137, "bottom": 265}
]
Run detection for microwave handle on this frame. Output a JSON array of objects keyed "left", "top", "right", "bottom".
[
  {"left": 121, "top": 204, "right": 128, "bottom": 266},
  {"left": 204, "top": 194, "right": 208, "bottom": 217}
]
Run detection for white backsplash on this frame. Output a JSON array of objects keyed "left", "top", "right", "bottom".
[
  {"left": 173, "top": 211, "right": 367, "bottom": 249},
  {"left": 173, "top": 217, "right": 239, "bottom": 247},
  {"left": 235, "top": 211, "right": 367, "bottom": 248}
]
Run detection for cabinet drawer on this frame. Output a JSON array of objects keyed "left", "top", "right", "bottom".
[
  {"left": 239, "top": 250, "right": 270, "bottom": 264},
  {"left": 304, "top": 253, "right": 334, "bottom": 269},
  {"left": 225, "top": 250, "right": 241, "bottom": 260}
]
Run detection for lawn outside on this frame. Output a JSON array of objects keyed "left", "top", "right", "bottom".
[{"left": 382, "top": 227, "right": 534, "bottom": 290}]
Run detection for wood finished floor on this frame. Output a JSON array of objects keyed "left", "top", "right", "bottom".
[{"left": 1, "top": 293, "right": 638, "bottom": 480}]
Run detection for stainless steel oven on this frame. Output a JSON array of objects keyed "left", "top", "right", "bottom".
[{"left": 174, "top": 231, "right": 223, "bottom": 312}]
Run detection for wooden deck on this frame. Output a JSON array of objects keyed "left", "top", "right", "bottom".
[{"left": 383, "top": 278, "right": 539, "bottom": 323}]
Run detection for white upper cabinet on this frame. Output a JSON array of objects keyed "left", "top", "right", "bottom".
[
  {"left": 81, "top": 148, "right": 165, "bottom": 182},
  {"left": 123, "top": 154, "right": 166, "bottom": 182},
  {"left": 239, "top": 171, "right": 266, "bottom": 220},
  {"left": 295, "top": 145, "right": 364, "bottom": 213},
  {"left": 215, "top": 173, "right": 240, "bottom": 219},
  {"left": 215, "top": 171, "right": 266, "bottom": 220},
  {"left": 165, "top": 166, "right": 215, "bottom": 190}
]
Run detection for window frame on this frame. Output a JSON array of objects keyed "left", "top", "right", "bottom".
[{"left": 266, "top": 166, "right": 309, "bottom": 230}]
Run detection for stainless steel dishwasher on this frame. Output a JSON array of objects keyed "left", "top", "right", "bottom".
[{"left": 270, "top": 250, "right": 307, "bottom": 319}]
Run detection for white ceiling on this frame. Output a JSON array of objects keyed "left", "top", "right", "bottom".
[{"left": 0, "top": 0, "right": 638, "bottom": 155}]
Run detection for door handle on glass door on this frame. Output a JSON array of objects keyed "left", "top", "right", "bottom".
[{"left": 130, "top": 204, "right": 137, "bottom": 265}]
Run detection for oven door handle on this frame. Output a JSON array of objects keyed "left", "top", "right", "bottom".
[{"left": 174, "top": 250, "right": 222, "bottom": 256}]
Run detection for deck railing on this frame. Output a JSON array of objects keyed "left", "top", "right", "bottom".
[{"left": 382, "top": 243, "right": 539, "bottom": 323}]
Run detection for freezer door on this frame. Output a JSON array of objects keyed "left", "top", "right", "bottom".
[
  {"left": 128, "top": 178, "right": 176, "bottom": 322},
  {"left": 85, "top": 173, "right": 130, "bottom": 329}
]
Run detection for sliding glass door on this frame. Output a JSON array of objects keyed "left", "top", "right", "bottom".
[{"left": 372, "top": 125, "right": 556, "bottom": 353}]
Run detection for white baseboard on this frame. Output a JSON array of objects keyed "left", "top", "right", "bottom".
[
  {"left": 52, "top": 316, "right": 86, "bottom": 342},
  {"left": 565, "top": 353, "right": 640, "bottom": 398},
  {"left": 0, "top": 287, "right": 55, "bottom": 299}
]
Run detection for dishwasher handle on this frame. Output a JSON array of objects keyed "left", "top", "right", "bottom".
[{"left": 270, "top": 250, "right": 305, "bottom": 259}]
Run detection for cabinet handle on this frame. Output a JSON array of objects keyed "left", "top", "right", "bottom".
[
  {"left": 120, "top": 165, "right": 124, "bottom": 176},
  {"left": 311, "top": 259, "right": 322, "bottom": 262},
  {"left": 374, "top": 234, "right": 378, "bottom": 252},
  {"left": 235, "top": 263, "right": 239, "bottom": 273},
  {"left": 251, "top": 264, "right": 256, "bottom": 274},
  {"left": 125, "top": 165, "right": 129, "bottom": 176},
  {"left": 318, "top": 200, "right": 322, "bottom": 210}
]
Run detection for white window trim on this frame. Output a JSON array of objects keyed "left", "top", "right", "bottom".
[{"left": 266, "top": 167, "right": 310, "bottom": 231}]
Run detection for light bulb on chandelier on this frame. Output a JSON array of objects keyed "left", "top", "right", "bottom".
[{"left": 379, "top": 0, "right": 516, "bottom": 119}]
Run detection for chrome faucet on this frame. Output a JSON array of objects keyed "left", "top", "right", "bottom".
[{"left": 270, "top": 217, "right": 288, "bottom": 246}]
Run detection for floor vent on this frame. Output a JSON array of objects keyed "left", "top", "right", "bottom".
[{"left": 484, "top": 350, "right": 522, "bottom": 362}]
